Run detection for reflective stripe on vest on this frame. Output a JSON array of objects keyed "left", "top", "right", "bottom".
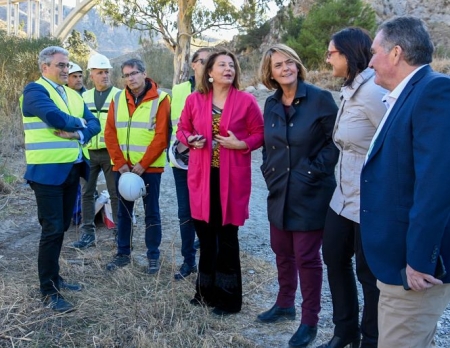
[
  {"left": 82, "top": 87, "right": 121, "bottom": 150},
  {"left": 113, "top": 89, "right": 168, "bottom": 167},
  {"left": 22, "top": 78, "right": 86, "bottom": 164}
]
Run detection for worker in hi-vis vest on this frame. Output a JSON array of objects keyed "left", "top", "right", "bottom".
[
  {"left": 71, "top": 53, "right": 121, "bottom": 250},
  {"left": 104, "top": 58, "right": 170, "bottom": 275},
  {"left": 21, "top": 46, "right": 100, "bottom": 313}
]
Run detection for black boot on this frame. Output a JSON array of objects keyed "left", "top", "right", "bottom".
[
  {"left": 289, "top": 324, "right": 317, "bottom": 348},
  {"left": 256, "top": 304, "right": 295, "bottom": 323}
]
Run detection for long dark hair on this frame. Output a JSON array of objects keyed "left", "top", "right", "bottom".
[{"left": 331, "top": 27, "right": 372, "bottom": 87}]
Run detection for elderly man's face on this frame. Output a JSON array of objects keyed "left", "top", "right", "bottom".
[
  {"left": 369, "top": 31, "right": 397, "bottom": 91},
  {"left": 42, "top": 53, "right": 69, "bottom": 85}
]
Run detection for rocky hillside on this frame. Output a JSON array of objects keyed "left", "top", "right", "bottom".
[
  {"left": 371, "top": 0, "right": 450, "bottom": 49},
  {"left": 263, "top": 0, "right": 450, "bottom": 54}
]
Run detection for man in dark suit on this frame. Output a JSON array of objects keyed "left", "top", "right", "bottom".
[
  {"left": 360, "top": 16, "right": 450, "bottom": 347},
  {"left": 21, "top": 46, "right": 100, "bottom": 312}
]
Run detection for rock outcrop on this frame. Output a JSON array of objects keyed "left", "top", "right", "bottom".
[{"left": 263, "top": 0, "right": 450, "bottom": 54}]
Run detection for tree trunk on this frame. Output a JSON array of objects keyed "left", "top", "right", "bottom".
[{"left": 173, "top": 0, "right": 195, "bottom": 86}]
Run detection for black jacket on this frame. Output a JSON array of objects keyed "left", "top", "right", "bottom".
[{"left": 261, "top": 79, "right": 339, "bottom": 231}]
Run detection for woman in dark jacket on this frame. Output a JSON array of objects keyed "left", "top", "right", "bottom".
[{"left": 257, "top": 44, "right": 338, "bottom": 348}]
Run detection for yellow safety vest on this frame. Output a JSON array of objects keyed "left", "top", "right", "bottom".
[
  {"left": 22, "top": 78, "right": 87, "bottom": 164},
  {"left": 170, "top": 81, "right": 192, "bottom": 144},
  {"left": 113, "top": 89, "right": 168, "bottom": 167},
  {"left": 82, "top": 87, "right": 121, "bottom": 149}
]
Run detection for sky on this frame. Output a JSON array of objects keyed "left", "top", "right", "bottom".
[{"left": 63, "top": 0, "right": 284, "bottom": 41}]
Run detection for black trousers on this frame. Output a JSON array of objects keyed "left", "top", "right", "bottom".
[
  {"left": 30, "top": 164, "right": 81, "bottom": 296},
  {"left": 193, "top": 168, "right": 242, "bottom": 313},
  {"left": 323, "top": 208, "right": 379, "bottom": 348}
]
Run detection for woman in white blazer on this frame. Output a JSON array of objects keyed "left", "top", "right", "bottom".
[{"left": 318, "top": 27, "right": 387, "bottom": 348}]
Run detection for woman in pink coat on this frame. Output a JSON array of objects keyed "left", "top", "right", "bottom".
[{"left": 176, "top": 49, "right": 264, "bottom": 315}]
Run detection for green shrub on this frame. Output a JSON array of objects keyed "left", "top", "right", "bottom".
[
  {"left": 286, "top": 0, "right": 377, "bottom": 69},
  {"left": 110, "top": 44, "right": 174, "bottom": 89},
  {"left": 281, "top": 10, "right": 304, "bottom": 43},
  {"left": 0, "top": 31, "right": 61, "bottom": 155},
  {"left": 235, "top": 22, "right": 271, "bottom": 53}
]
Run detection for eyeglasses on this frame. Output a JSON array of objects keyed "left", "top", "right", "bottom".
[
  {"left": 122, "top": 71, "right": 142, "bottom": 79},
  {"left": 54, "top": 63, "right": 70, "bottom": 69},
  {"left": 326, "top": 50, "right": 340, "bottom": 59},
  {"left": 193, "top": 58, "right": 205, "bottom": 65}
]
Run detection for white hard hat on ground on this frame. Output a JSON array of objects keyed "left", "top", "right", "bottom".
[
  {"left": 168, "top": 140, "right": 190, "bottom": 170},
  {"left": 69, "top": 62, "right": 82, "bottom": 75},
  {"left": 118, "top": 172, "right": 146, "bottom": 201},
  {"left": 87, "top": 53, "right": 112, "bottom": 70}
]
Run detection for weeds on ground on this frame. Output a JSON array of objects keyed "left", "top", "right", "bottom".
[{"left": 0, "top": 216, "right": 278, "bottom": 347}]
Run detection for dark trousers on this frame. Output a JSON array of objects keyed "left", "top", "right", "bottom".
[
  {"left": 323, "top": 208, "right": 379, "bottom": 347},
  {"left": 81, "top": 148, "right": 119, "bottom": 235},
  {"left": 30, "top": 164, "right": 81, "bottom": 295},
  {"left": 172, "top": 167, "right": 196, "bottom": 267},
  {"left": 193, "top": 168, "right": 242, "bottom": 313},
  {"left": 270, "top": 223, "right": 323, "bottom": 326},
  {"left": 115, "top": 171, "right": 162, "bottom": 260}
]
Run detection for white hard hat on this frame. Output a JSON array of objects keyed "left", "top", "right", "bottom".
[
  {"left": 168, "top": 140, "right": 190, "bottom": 170},
  {"left": 69, "top": 62, "right": 82, "bottom": 75},
  {"left": 87, "top": 53, "right": 112, "bottom": 70},
  {"left": 118, "top": 172, "right": 146, "bottom": 201}
]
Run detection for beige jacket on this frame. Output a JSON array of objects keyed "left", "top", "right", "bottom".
[{"left": 329, "top": 68, "right": 387, "bottom": 223}]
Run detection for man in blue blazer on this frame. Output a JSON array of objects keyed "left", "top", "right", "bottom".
[
  {"left": 21, "top": 46, "right": 100, "bottom": 313},
  {"left": 360, "top": 16, "right": 450, "bottom": 347}
]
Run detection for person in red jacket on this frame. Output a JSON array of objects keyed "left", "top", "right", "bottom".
[
  {"left": 176, "top": 49, "right": 264, "bottom": 315},
  {"left": 104, "top": 58, "right": 170, "bottom": 274}
]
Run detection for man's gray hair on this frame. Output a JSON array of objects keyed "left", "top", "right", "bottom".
[
  {"left": 377, "top": 16, "right": 434, "bottom": 66},
  {"left": 38, "top": 46, "right": 69, "bottom": 72},
  {"left": 121, "top": 58, "right": 146, "bottom": 73}
]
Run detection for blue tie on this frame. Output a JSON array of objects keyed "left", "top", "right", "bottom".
[{"left": 56, "top": 85, "right": 68, "bottom": 105}]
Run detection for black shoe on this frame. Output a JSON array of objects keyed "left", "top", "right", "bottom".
[
  {"left": 316, "top": 336, "right": 361, "bottom": 348},
  {"left": 257, "top": 304, "right": 296, "bottom": 323},
  {"left": 147, "top": 259, "right": 160, "bottom": 274},
  {"left": 106, "top": 254, "right": 131, "bottom": 271},
  {"left": 71, "top": 233, "right": 95, "bottom": 250},
  {"left": 289, "top": 324, "right": 317, "bottom": 348},
  {"left": 174, "top": 262, "right": 197, "bottom": 280},
  {"left": 42, "top": 294, "right": 75, "bottom": 313},
  {"left": 60, "top": 281, "right": 83, "bottom": 292}
]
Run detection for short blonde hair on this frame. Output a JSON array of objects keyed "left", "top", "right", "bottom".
[{"left": 259, "top": 44, "right": 307, "bottom": 90}]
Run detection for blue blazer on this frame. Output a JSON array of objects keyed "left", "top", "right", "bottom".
[
  {"left": 360, "top": 65, "right": 450, "bottom": 285},
  {"left": 22, "top": 81, "right": 101, "bottom": 185}
]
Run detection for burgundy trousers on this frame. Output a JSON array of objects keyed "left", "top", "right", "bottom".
[{"left": 270, "top": 223, "right": 323, "bottom": 326}]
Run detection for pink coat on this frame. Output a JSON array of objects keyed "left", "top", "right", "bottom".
[{"left": 176, "top": 87, "right": 264, "bottom": 226}]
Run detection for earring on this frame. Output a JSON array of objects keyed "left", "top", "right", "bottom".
[{"left": 208, "top": 77, "right": 214, "bottom": 83}]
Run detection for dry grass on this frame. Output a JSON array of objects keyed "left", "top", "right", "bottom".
[
  {"left": 431, "top": 57, "right": 450, "bottom": 75},
  {"left": 0, "top": 244, "right": 278, "bottom": 347},
  {"left": 0, "top": 190, "right": 280, "bottom": 348}
]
